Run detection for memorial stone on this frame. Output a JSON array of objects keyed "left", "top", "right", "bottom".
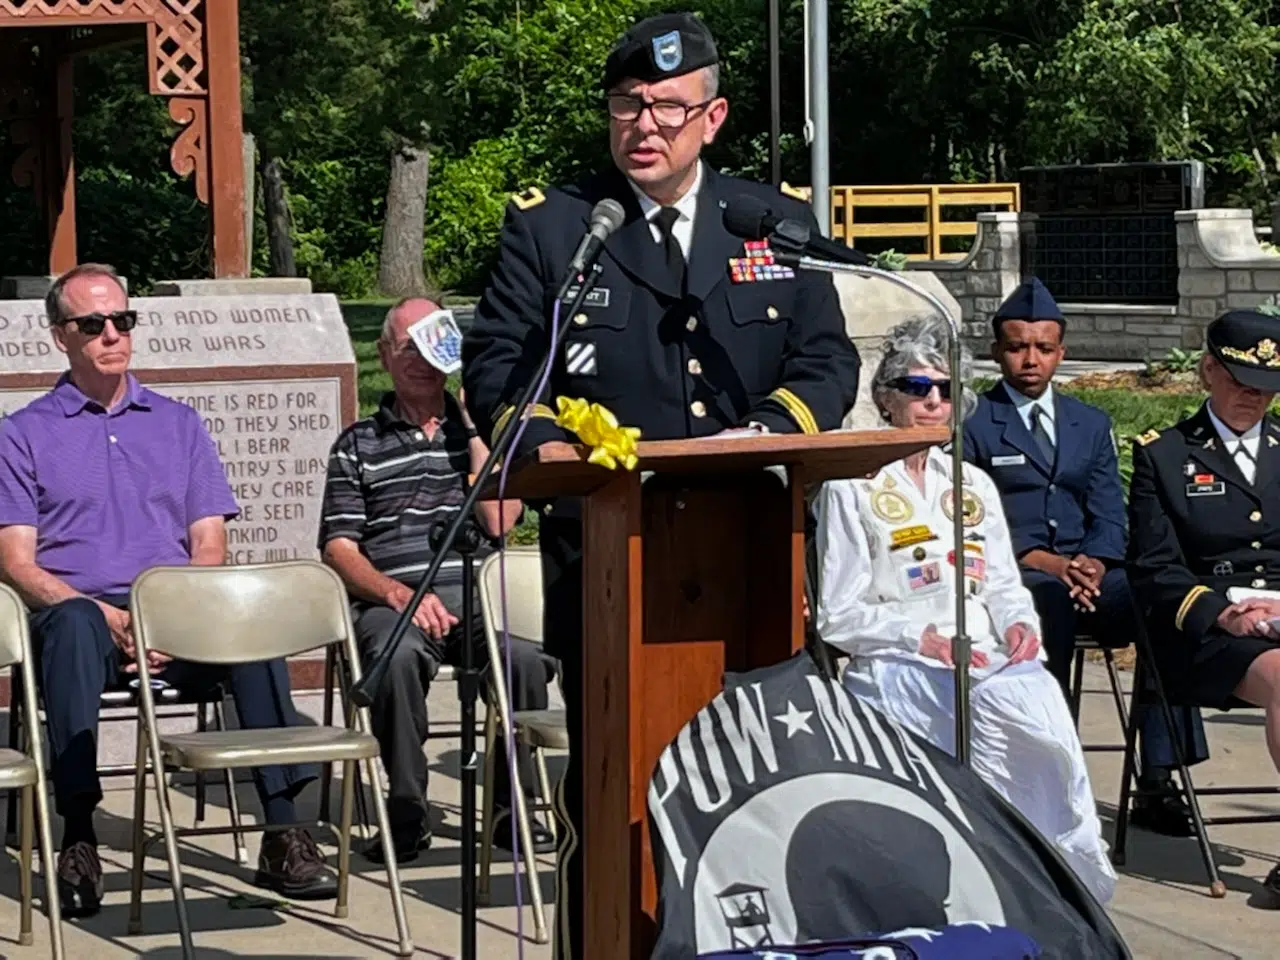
[
  {"left": 0, "top": 294, "right": 357, "bottom": 566},
  {"left": 1018, "top": 161, "right": 1204, "bottom": 304}
]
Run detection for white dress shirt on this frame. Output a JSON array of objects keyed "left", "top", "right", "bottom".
[
  {"left": 1004, "top": 381, "right": 1056, "bottom": 447},
  {"left": 1206, "top": 402, "right": 1262, "bottom": 484},
  {"left": 628, "top": 161, "right": 703, "bottom": 260}
]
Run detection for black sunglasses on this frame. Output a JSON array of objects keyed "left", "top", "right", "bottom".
[
  {"left": 889, "top": 375, "right": 952, "bottom": 400},
  {"left": 58, "top": 310, "right": 139, "bottom": 336}
]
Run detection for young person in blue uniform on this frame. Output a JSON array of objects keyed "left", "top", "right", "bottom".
[{"left": 964, "top": 277, "right": 1208, "bottom": 836}]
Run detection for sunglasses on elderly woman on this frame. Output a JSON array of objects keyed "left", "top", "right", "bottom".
[
  {"left": 889, "top": 375, "right": 952, "bottom": 400},
  {"left": 56, "top": 310, "right": 139, "bottom": 336}
]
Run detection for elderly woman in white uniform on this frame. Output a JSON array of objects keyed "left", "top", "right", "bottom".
[{"left": 814, "top": 315, "right": 1116, "bottom": 906}]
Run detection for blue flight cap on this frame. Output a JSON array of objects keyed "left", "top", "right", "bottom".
[{"left": 993, "top": 277, "right": 1065, "bottom": 326}]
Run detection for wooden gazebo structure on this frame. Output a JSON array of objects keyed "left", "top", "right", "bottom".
[{"left": 0, "top": 1, "right": 247, "bottom": 278}]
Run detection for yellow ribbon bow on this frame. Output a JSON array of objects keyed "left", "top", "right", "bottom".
[{"left": 553, "top": 396, "right": 642, "bottom": 471}]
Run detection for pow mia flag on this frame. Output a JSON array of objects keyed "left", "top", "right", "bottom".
[{"left": 647, "top": 653, "right": 1130, "bottom": 960}]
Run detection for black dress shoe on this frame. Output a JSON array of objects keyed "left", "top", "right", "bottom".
[
  {"left": 1131, "top": 787, "right": 1195, "bottom": 837},
  {"left": 491, "top": 809, "right": 555, "bottom": 854},
  {"left": 361, "top": 825, "right": 432, "bottom": 865},
  {"left": 254, "top": 827, "right": 338, "bottom": 900},
  {"left": 56, "top": 841, "right": 103, "bottom": 918}
]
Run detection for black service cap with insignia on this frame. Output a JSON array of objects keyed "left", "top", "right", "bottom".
[
  {"left": 1206, "top": 308, "right": 1280, "bottom": 391},
  {"left": 602, "top": 12, "right": 720, "bottom": 91}
]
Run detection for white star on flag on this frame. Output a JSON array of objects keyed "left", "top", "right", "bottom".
[{"left": 772, "top": 700, "right": 814, "bottom": 738}]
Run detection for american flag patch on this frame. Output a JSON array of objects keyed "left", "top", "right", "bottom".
[
  {"left": 907, "top": 561, "right": 941, "bottom": 590},
  {"left": 948, "top": 550, "right": 986, "bottom": 581},
  {"left": 729, "top": 239, "right": 795, "bottom": 283}
]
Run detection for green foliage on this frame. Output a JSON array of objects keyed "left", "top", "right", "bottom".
[
  {"left": 11, "top": 0, "right": 1280, "bottom": 294},
  {"left": 1145, "top": 347, "right": 1203, "bottom": 376},
  {"left": 425, "top": 137, "right": 539, "bottom": 292},
  {"left": 872, "top": 249, "right": 910, "bottom": 271}
]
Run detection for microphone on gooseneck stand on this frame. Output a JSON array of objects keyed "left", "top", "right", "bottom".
[
  {"left": 556, "top": 198, "right": 627, "bottom": 304},
  {"left": 722, "top": 194, "right": 874, "bottom": 266}
]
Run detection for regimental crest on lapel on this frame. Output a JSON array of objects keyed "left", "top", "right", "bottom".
[{"left": 729, "top": 240, "right": 796, "bottom": 284}]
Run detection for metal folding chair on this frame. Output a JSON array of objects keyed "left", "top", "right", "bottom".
[
  {"left": 1111, "top": 616, "right": 1229, "bottom": 898},
  {"left": 475, "top": 546, "right": 563, "bottom": 944},
  {"left": 1068, "top": 634, "right": 1131, "bottom": 755},
  {"left": 316, "top": 647, "right": 471, "bottom": 830},
  {"left": 126, "top": 560, "right": 413, "bottom": 957},
  {"left": 6, "top": 678, "right": 245, "bottom": 861},
  {"left": 0, "top": 583, "right": 64, "bottom": 956}
]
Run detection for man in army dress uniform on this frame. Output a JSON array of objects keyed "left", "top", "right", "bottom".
[
  {"left": 1128, "top": 308, "right": 1280, "bottom": 892},
  {"left": 461, "top": 11, "right": 860, "bottom": 957}
]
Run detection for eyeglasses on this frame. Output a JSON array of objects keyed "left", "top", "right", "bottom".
[
  {"left": 57, "top": 310, "right": 138, "bottom": 336},
  {"left": 889, "top": 375, "right": 952, "bottom": 400},
  {"left": 606, "top": 94, "right": 713, "bottom": 129}
]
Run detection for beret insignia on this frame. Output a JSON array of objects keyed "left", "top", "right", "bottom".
[{"left": 512, "top": 186, "right": 546, "bottom": 211}]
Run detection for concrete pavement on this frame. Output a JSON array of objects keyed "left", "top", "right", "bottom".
[{"left": 0, "top": 663, "right": 1274, "bottom": 957}]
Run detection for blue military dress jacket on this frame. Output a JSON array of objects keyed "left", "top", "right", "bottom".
[{"left": 963, "top": 382, "right": 1127, "bottom": 563}]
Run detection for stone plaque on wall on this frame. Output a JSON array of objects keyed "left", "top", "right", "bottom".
[
  {"left": 0, "top": 295, "right": 358, "bottom": 565},
  {"left": 1018, "top": 161, "right": 1205, "bottom": 304}
]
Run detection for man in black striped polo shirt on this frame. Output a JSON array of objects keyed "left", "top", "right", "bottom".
[{"left": 319, "top": 297, "right": 557, "bottom": 863}]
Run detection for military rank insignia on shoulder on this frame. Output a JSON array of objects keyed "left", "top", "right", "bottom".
[
  {"left": 1135, "top": 428, "right": 1162, "bottom": 446},
  {"left": 511, "top": 185, "right": 546, "bottom": 210},
  {"left": 779, "top": 181, "right": 809, "bottom": 202}
]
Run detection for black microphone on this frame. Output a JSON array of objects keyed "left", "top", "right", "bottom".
[
  {"left": 556, "top": 198, "right": 626, "bottom": 302},
  {"left": 723, "top": 194, "right": 873, "bottom": 266}
]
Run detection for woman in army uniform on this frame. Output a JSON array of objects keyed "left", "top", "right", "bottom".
[
  {"left": 1127, "top": 308, "right": 1280, "bottom": 892},
  {"left": 815, "top": 315, "right": 1116, "bottom": 906}
]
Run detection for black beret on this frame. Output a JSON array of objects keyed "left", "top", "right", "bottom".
[
  {"left": 1207, "top": 308, "right": 1280, "bottom": 391},
  {"left": 602, "top": 12, "right": 719, "bottom": 91}
]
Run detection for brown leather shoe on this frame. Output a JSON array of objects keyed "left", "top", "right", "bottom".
[
  {"left": 253, "top": 827, "right": 337, "bottom": 900},
  {"left": 56, "top": 841, "right": 103, "bottom": 917}
]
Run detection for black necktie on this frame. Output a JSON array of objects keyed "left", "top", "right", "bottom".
[
  {"left": 653, "top": 206, "right": 686, "bottom": 293},
  {"left": 1030, "top": 405, "right": 1055, "bottom": 463}
]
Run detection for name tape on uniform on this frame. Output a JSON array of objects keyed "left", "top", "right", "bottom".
[{"left": 889, "top": 525, "right": 938, "bottom": 551}]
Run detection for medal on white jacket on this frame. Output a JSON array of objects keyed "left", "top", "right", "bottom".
[{"left": 821, "top": 447, "right": 1044, "bottom": 677}]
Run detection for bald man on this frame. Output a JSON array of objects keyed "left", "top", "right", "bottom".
[{"left": 319, "top": 297, "right": 557, "bottom": 863}]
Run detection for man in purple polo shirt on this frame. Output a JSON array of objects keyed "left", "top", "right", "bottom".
[{"left": 0, "top": 263, "right": 336, "bottom": 916}]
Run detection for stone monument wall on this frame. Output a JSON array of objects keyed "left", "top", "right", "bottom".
[
  {"left": 914, "top": 207, "right": 1280, "bottom": 360},
  {"left": 0, "top": 294, "right": 358, "bottom": 566},
  {"left": 923, "top": 212, "right": 1022, "bottom": 350}
]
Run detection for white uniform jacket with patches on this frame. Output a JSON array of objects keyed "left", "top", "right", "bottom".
[{"left": 815, "top": 445, "right": 1044, "bottom": 675}]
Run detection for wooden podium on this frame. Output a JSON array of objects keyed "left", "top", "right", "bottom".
[{"left": 495, "top": 426, "right": 947, "bottom": 957}]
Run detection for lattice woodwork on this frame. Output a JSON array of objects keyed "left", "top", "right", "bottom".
[
  {"left": 148, "top": 0, "right": 204, "bottom": 95},
  {"left": 0, "top": 1, "right": 157, "bottom": 21},
  {"left": 1, "top": 0, "right": 232, "bottom": 263},
  {"left": 168, "top": 94, "right": 206, "bottom": 204}
]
